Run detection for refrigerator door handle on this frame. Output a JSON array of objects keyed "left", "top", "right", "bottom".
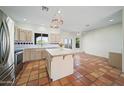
[
  {"left": 4, "top": 18, "right": 10, "bottom": 61},
  {"left": 0, "top": 22, "right": 4, "bottom": 65}
]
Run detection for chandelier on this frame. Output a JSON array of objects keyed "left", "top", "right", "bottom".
[{"left": 50, "top": 10, "right": 63, "bottom": 29}]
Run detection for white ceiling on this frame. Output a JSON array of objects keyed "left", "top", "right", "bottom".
[{"left": 0, "top": 6, "right": 123, "bottom": 32}]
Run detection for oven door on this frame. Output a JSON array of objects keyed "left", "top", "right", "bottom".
[{"left": 15, "top": 51, "right": 23, "bottom": 76}]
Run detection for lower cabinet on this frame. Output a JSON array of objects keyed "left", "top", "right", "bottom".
[
  {"left": 23, "top": 49, "right": 31, "bottom": 62},
  {"left": 30, "top": 50, "right": 36, "bottom": 61},
  {"left": 23, "top": 48, "right": 45, "bottom": 62}
]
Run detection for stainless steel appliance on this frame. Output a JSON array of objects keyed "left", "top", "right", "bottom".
[
  {"left": 0, "top": 9, "right": 15, "bottom": 86},
  {"left": 14, "top": 49, "right": 23, "bottom": 76}
]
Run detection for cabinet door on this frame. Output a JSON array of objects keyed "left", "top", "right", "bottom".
[
  {"left": 30, "top": 49, "right": 36, "bottom": 61},
  {"left": 14, "top": 27, "right": 20, "bottom": 41},
  {"left": 41, "top": 49, "right": 46, "bottom": 59},
  {"left": 49, "top": 33, "right": 56, "bottom": 43},
  {"left": 23, "top": 49, "right": 31, "bottom": 62},
  {"left": 26, "top": 31, "right": 32, "bottom": 42},
  {"left": 24, "top": 49, "right": 45, "bottom": 62},
  {"left": 29, "top": 31, "right": 32, "bottom": 42},
  {"left": 35, "top": 51, "right": 42, "bottom": 60},
  {"left": 20, "top": 30, "right": 26, "bottom": 41},
  {"left": 35, "top": 48, "right": 41, "bottom": 60},
  {"left": 30, "top": 49, "right": 42, "bottom": 61},
  {"left": 55, "top": 34, "right": 61, "bottom": 43}
]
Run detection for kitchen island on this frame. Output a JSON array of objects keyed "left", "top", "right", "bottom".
[{"left": 46, "top": 48, "right": 77, "bottom": 81}]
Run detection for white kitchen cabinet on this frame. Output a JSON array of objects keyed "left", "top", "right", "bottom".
[
  {"left": 30, "top": 49, "right": 36, "bottom": 61},
  {"left": 14, "top": 27, "right": 20, "bottom": 41},
  {"left": 19, "top": 30, "right": 27, "bottom": 41},
  {"left": 46, "top": 48, "right": 74, "bottom": 81},
  {"left": 55, "top": 34, "right": 61, "bottom": 43},
  {"left": 14, "top": 26, "right": 33, "bottom": 41},
  {"left": 49, "top": 33, "right": 61, "bottom": 43},
  {"left": 35, "top": 51, "right": 42, "bottom": 60},
  {"left": 26, "top": 31, "right": 32, "bottom": 42},
  {"left": 23, "top": 49, "right": 31, "bottom": 62},
  {"left": 41, "top": 49, "right": 47, "bottom": 59},
  {"left": 30, "top": 49, "right": 42, "bottom": 61},
  {"left": 23, "top": 48, "right": 45, "bottom": 62},
  {"left": 49, "top": 33, "right": 56, "bottom": 43}
]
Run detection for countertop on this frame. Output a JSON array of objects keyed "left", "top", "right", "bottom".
[
  {"left": 15, "top": 44, "right": 60, "bottom": 51},
  {"left": 46, "top": 48, "right": 80, "bottom": 57}
]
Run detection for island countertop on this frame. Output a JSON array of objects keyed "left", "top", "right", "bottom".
[{"left": 46, "top": 48, "right": 80, "bottom": 57}]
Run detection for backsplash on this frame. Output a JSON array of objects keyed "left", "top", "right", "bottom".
[
  {"left": 14, "top": 40, "right": 33, "bottom": 45},
  {"left": 14, "top": 43, "right": 60, "bottom": 50}
]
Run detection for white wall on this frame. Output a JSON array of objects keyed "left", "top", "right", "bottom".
[
  {"left": 60, "top": 31, "right": 82, "bottom": 51},
  {"left": 122, "top": 9, "right": 124, "bottom": 72},
  {"left": 82, "top": 23, "right": 122, "bottom": 58}
]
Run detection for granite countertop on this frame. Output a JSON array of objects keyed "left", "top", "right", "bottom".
[{"left": 46, "top": 48, "right": 80, "bottom": 57}]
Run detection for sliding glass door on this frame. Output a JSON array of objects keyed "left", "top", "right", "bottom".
[{"left": 64, "top": 38, "right": 72, "bottom": 49}]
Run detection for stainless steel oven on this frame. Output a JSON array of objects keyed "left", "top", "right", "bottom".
[{"left": 14, "top": 50, "right": 23, "bottom": 76}]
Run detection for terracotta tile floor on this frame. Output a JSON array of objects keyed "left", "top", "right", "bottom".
[{"left": 16, "top": 53, "right": 124, "bottom": 86}]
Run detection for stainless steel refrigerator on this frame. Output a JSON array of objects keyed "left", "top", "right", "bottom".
[{"left": 0, "top": 9, "right": 15, "bottom": 86}]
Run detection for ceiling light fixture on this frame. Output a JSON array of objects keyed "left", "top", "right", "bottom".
[
  {"left": 50, "top": 10, "right": 63, "bottom": 29},
  {"left": 41, "top": 6, "right": 49, "bottom": 12},
  {"left": 109, "top": 19, "right": 113, "bottom": 22},
  {"left": 24, "top": 18, "right": 27, "bottom": 21},
  {"left": 58, "top": 10, "right": 61, "bottom": 14}
]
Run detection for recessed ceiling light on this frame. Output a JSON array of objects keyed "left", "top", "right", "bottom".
[
  {"left": 24, "top": 18, "right": 27, "bottom": 21},
  {"left": 58, "top": 10, "right": 61, "bottom": 14},
  {"left": 109, "top": 19, "right": 114, "bottom": 22}
]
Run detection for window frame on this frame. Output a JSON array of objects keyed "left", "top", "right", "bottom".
[
  {"left": 75, "top": 37, "right": 80, "bottom": 48},
  {"left": 34, "top": 33, "right": 49, "bottom": 45}
]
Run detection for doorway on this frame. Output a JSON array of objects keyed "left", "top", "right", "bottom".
[{"left": 64, "top": 38, "right": 72, "bottom": 49}]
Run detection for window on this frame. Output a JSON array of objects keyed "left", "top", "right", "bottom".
[
  {"left": 75, "top": 37, "right": 80, "bottom": 48},
  {"left": 41, "top": 34, "right": 48, "bottom": 44},
  {"left": 34, "top": 33, "right": 42, "bottom": 45},
  {"left": 34, "top": 33, "right": 48, "bottom": 45}
]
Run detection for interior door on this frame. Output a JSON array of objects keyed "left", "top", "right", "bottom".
[
  {"left": 64, "top": 38, "right": 72, "bottom": 49},
  {"left": 68, "top": 39, "right": 72, "bottom": 49},
  {"left": 64, "top": 38, "right": 68, "bottom": 48}
]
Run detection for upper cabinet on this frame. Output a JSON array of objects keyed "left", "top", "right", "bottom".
[
  {"left": 14, "top": 26, "right": 32, "bottom": 42},
  {"left": 26, "top": 31, "right": 33, "bottom": 41},
  {"left": 55, "top": 34, "right": 61, "bottom": 43},
  {"left": 49, "top": 33, "right": 61, "bottom": 43},
  {"left": 14, "top": 27, "right": 20, "bottom": 41},
  {"left": 19, "top": 30, "right": 27, "bottom": 41},
  {"left": 49, "top": 33, "right": 56, "bottom": 43}
]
